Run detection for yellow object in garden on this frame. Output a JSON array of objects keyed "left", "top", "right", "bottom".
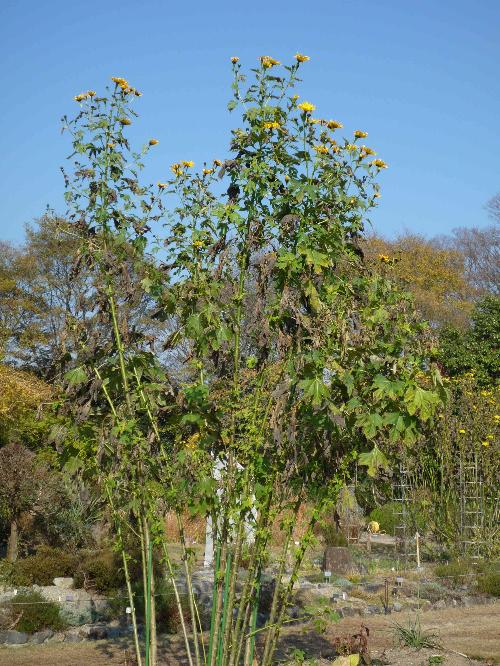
[{"left": 368, "top": 520, "right": 380, "bottom": 533}]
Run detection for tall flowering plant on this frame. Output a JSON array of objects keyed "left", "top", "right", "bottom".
[{"left": 61, "top": 56, "right": 443, "bottom": 666}]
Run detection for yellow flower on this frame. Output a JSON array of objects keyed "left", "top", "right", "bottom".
[
  {"left": 360, "top": 146, "right": 376, "bottom": 157},
  {"left": 354, "top": 130, "right": 368, "bottom": 139},
  {"left": 182, "top": 160, "right": 194, "bottom": 168},
  {"left": 149, "top": 139, "right": 159, "bottom": 146},
  {"left": 494, "top": 414, "right": 500, "bottom": 421},
  {"left": 231, "top": 56, "right": 239, "bottom": 63},
  {"left": 119, "top": 117, "right": 132, "bottom": 126},
  {"left": 297, "top": 101, "right": 315, "bottom": 113},
  {"left": 309, "top": 118, "right": 322, "bottom": 124},
  {"left": 203, "top": 168, "right": 214, "bottom": 175},
  {"left": 326, "top": 120, "right": 343, "bottom": 130},
  {"left": 458, "top": 429, "right": 466, "bottom": 434},
  {"left": 263, "top": 121, "right": 281, "bottom": 130},
  {"left": 87, "top": 90, "right": 96, "bottom": 97},
  {"left": 487, "top": 434, "right": 494, "bottom": 439},
  {"left": 291, "top": 94, "right": 299, "bottom": 101},
  {"left": 185, "top": 432, "right": 201, "bottom": 450},
  {"left": 111, "top": 76, "right": 129, "bottom": 87},
  {"left": 284, "top": 175, "right": 290, "bottom": 181},
  {"left": 260, "top": 55, "right": 280, "bottom": 68},
  {"left": 170, "top": 163, "right": 184, "bottom": 176},
  {"left": 345, "top": 143, "right": 358, "bottom": 152},
  {"left": 107, "top": 142, "right": 115, "bottom": 149},
  {"left": 213, "top": 159, "right": 223, "bottom": 167},
  {"left": 371, "top": 159, "right": 388, "bottom": 169},
  {"left": 313, "top": 144, "right": 329, "bottom": 154},
  {"left": 373, "top": 192, "right": 381, "bottom": 199},
  {"left": 294, "top": 53, "right": 310, "bottom": 63},
  {"left": 481, "top": 440, "right": 490, "bottom": 447},
  {"left": 73, "top": 94, "right": 86, "bottom": 102},
  {"left": 157, "top": 182, "right": 168, "bottom": 189},
  {"left": 193, "top": 240, "right": 204, "bottom": 248},
  {"left": 378, "top": 254, "right": 390, "bottom": 263}
]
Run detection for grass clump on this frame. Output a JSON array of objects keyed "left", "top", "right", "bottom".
[
  {"left": 1, "top": 590, "right": 67, "bottom": 633},
  {"left": 393, "top": 614, "right": 441, "bottom": 650}
]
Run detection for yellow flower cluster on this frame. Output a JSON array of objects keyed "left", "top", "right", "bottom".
[
  {"left": 185, "top": 432, "right": 200, "bottom": 450},
  {"left": 231, "top": 56, "right": 239, "bottom": 63},
  {"left": 111, "top": 76, "right": 142, "bottom": 96},
  {"left": 203, "top": 168, "right": 214, "bottom": 175},
  {"left": 213, "top": 159, "right": 223, "bottom": 167},
  {"left": 149, "top": 139, "right": 159, "bottom": 146},
  {"left": 260, "top": 55, "right": 280, "bottom": 68},
  {"left": 326, "top": 120, "right": 343, "bottom": 130},
  {"left": 345, "top": 143, "right": 358, "bottom": 152},
  {"left": 119, "top": 118, "right": 132, "bottom": 126},
  {"left": 182, "top": 160, "right": 195, "bottom": 167},
  {"left": 74, "top": 90, "right": 96, "bottom": 102},
  {"left": 371, "top": 159, "right": 388, "bottom": 169},
  {"left": 354, "top": 130, "right": 368, "bottom": 138},
  {"left": 157, "top": 182, "right": 168, "bottom": 189},
  {"left": 378, "top": 254, "right": 391, "bottom": 263},
  {"left": 297, "top": 101, "right": 315, "bottom": 113},
  {"left": 295, "top": 53, "right": 310, "bottom": 63},
  {"left": 313, "top": 144, "right": 329, "bottom": 154},
  {"left": 171, "top": 163, "right": 184, "bottom": 176},
  {"left": 360, "top": 146, "right": 376, "bottom": 158},
  {"left": 263, "top": 121, "right": 281, "bottom": 130}
]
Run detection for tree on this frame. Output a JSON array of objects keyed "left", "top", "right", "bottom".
[
  {"left": 0, "top": 443, "right": 47, "bottom": 561},
  {"left": 364, "top": 233, "right": 474, "bottom": 328},
  {"left": 438, "top": 296, "right": 500, "bottom": 385},
  {"left": 442, "top": 224, "right": 499, "bottom": 296},
  {"left": 61, "top": 59, "right": 443, "bottom": 666}
]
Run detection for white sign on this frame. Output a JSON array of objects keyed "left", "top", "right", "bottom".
[{"left": 126, "top": 606, "right": 132, "bottom": 614}]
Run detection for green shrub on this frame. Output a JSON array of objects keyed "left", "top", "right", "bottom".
[
  {"left": 73, "top": 549, "right": 125, "bottom": 593},
  {"left": 1, "top": 590, "right": 67, "bottom": 633},
  {"left": 477, "top": 571, "right": 500, "bottom": 597},
  {"left": 434, "top": 560, "right": 471, "bottom": 587},
  {"left": 368, "top": 502, "right": 400, "bottom": 535},
  {"left": 11, "top": 546, "right": 78, "bottom": 586},
  {"left": 319, "top": 521, "right": 348, "bottom": 547},
  {"left": 0, "top": 559, "right": 14, "bottom": 584}
]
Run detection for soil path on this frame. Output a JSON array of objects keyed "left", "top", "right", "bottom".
[{"left": 0, "top": 603, "right": 498, "bottom": 665}]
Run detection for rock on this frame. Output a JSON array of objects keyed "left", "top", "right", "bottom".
[
  {"left": 339, "top": 606, "right": 360, "bottom": 617},
  {"left": 50, "top": 632, "right": 66, "bottom": 642},
  {"left": 323, "top": 547, "right": 354, "bottom": 576},
  {"left": 365, "top": 583, "right": 384, "bottom": 593},
  {"left": 65, "top": 630, "right": 83, "bottom": 643},
  {"left": 107, "top": 627, "right": 123, "bottom": 639},
  {"left": 87, "top": 624, "right": 108, "bottom": 640},
  {"left": 0, "top": 630, "right": 28, "bottom": 645},
  {"left": 433, "top": 599, "right": 446, "bottom": 610},
  {"left": 53, "top": 577, "right": 74, "bottom": 589},
  {"left": 30, "top": 629, "right": 54, "bottom": 644},
  {"left": 461, "top": 596, "right": 474, "bottom": 607},
  {"left": 392, "top": 602, "right": 403, "bottom": 612}
]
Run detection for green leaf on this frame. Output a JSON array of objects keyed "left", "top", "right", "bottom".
[
  {"left": 358, "top": 444, "right": 389, "bottom": 478},
  {"left": 298, "top": 377, "right": 329, "bottom": 407},
  {"left": 404, "top": 386, "right": 439, "bottom": 421},
  {"left": 64, "top": 366, "right": 88, "bottom": 386}
]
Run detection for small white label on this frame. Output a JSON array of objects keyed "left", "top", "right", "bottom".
[
  {"left": 324, "top": 570, "right": 332, "bottom": 578},
  {"left": 126, "top": 606, "right": 132, "bottom": 614}
]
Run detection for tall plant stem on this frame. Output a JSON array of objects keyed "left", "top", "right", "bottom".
[
  {"left": 207, "top": 537, "right": 221, "bottom": 666},
  {"left": 162, "top": 542, "right": 194, "bottom": 666},
  {"left": 106, "top": 487, "right": 142, "bottom": 666},
  {"left": 261, "top": 502, "right": 326, "bottom": 666},
  {"left": 221, "top": 515, "right": 246, "bottom": 665},
  {"left": 217, "top": 550, "right": 232, "bottom": 666},
  {"left": 143, "top": 518, "right": 158, "bottom": 666},
  {"left": 176, "top": 513, "right": 202, "bottom": 666},
  {"left": 259, "top": 496, "right": 303, "bottom": 666},
  {"left": 209, "top": 540, "right": 227, "bottom": 666}
]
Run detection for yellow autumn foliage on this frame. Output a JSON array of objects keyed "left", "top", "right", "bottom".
[
  {"left": 0, "top": 364, "right": 51, "bottom": 424},
  {"left": 364, "top": 234, "right": 474, "bottom": 328}
]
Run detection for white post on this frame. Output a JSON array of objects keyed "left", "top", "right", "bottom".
[{"left": 415, "top": 531, "right": 421, "bottom": 570}]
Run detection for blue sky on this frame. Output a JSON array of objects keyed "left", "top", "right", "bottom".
[{"left": 1, "top": 0, "right": 499, "bottom": 244}]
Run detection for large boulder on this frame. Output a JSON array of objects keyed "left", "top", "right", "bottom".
[
  {"left": 0, "top": 630, "right": 28, "bottom": 644},
  {"left": 323, "top": 546, "right": 354, "bottom": 575}
]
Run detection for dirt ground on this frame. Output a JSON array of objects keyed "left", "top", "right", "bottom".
[{"left": 0, "top": 604, "right": 498, "bottom": 665}]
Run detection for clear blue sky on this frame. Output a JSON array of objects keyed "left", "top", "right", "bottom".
[{"left": 1, "top": 0, "right": 499, "bottom": 244}]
